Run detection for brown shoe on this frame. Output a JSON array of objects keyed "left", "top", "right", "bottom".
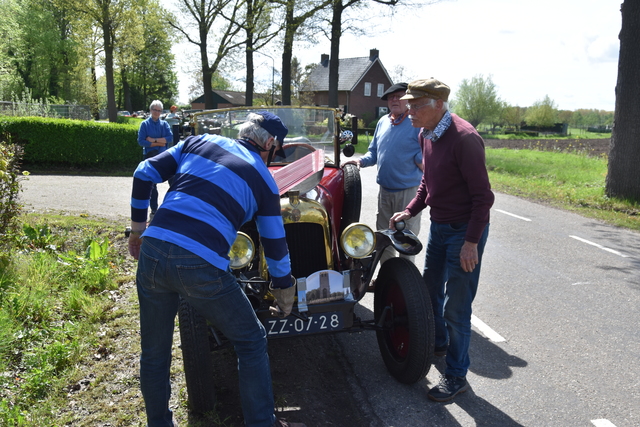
[{"left": 274, "top": 418, "right": 307, "bottom": 427}]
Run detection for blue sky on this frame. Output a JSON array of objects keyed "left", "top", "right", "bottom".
[{"left": 172, "top": 0, "right": 621, "bottom": 111}]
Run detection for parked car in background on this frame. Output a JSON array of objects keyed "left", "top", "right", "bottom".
[{"left": 117, "top": 110, "right": 131, "bottom": 117}]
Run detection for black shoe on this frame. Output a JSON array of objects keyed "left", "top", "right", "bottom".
[
  {"left": 428, "top": 374, "right": 469, "bottom": 402},
  {"left": 433, "top": 345, "right": 447, "bottom": 357}
]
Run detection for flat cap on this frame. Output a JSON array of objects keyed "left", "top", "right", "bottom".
[
  {"left": 400, "top": 78, "right": 450, "bottom": 102},
  {"left": 380, "top": 82, "right": 408, "bottom": 100}
]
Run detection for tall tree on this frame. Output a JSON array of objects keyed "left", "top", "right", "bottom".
[
  {"left": 453, "top": 74, "right": 502, "bottom": 128},
  {"left": 231, "top": 0, "right": 280, "bottom": 105},
  {"left": 0, "top": 0, "right": 27, "bottom": 99},
  {"left": 124, "top": 1, "right": 177, "bottom": 111},
  {"left": 169, "top": 0, "right": 244, "bottom": 109},
  {"left": 606, "top": 0, "right": 640, "bottom": 202},
  {"left": 525, "top": 95, "right": 558, "bottom": 127},
  {"left": 70, "top": 0, "right": 138, "bottom": 122},
  {"left": 502, "top": 105, "right": 526, "bottom": 131},
  {"left": 270, "top": 0, "right": 331, "bottom": 105},
  {"left": 8, "top": 0, "right": 77, "bottom": 101}
]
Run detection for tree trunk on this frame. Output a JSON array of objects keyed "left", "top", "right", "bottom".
[
  {"left": 606, "top": 0, "right": 640, "bottom": 202},
  {"left": 328, "top": 0, "right": 343, "bottom": 108},
  {"left": 280, "top": 3, "right": 296, "bottom": 105},
  {"left": 246, "top": 47, "right": 255, "bottom": 106},
  {"left": 244, "top": 0, "right": 255, "bottom": 106},
  {"left": 123, "top": 73, "right": 132, "bottom": 114},
  {"left": 103, "top": 22, "right": 118, "bottom": 123}
]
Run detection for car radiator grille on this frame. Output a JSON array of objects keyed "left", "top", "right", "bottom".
[{"left": 284, "top": 222, "right": 328, "bottom": 278}]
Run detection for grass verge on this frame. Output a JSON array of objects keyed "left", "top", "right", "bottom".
[
  {"left": 1, "top": 215, "right": 155, "bottom": 426},
  {"left": 486, "top": 148, "right": 640, "bottom": 231}
]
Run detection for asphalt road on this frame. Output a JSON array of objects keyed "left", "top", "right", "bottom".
[{"left": 19, "top": 165, "right": 640, "bottom": 427}]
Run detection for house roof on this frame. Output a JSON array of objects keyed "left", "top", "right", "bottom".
[
  {"left": 191, "top": 90, "right": 246, "bottom": 105},
  {"left": 302, "top": 56, "right": 390, "bottom": 92}
]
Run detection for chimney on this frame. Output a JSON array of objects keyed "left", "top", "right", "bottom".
[
  {"left": 369, "top": 49, "right": 379, "bottom": 61},
  {"left": 321, "top": 54, "right": 329, "bottom": 67}
]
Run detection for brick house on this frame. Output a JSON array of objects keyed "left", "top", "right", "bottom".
[
  {"left": 190, "top": 90, "right": 247, "bottom": 110},
  {"left": 300, "top": 49, "right": 394, "bottom": 123}
]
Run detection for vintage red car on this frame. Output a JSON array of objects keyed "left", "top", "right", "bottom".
[{"left": 178, "top": 106, "right": 435, "bottom": 414}]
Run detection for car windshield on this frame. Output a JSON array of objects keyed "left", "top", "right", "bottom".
[{"left": 192, "top": 107, "right": 340, "bottom": 166}]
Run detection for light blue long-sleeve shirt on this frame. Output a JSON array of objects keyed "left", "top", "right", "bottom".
[
  {"left": 137, "top": 116, "right": 173, "bottom": 156},
  {"left": 358, "top": 115, "right": 422, "bottom": 192}
]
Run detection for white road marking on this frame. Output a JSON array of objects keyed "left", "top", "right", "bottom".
[
  {"left": 591, "top": 419, "right": 617, "bottom": 427},
  {"left": 569, "top": 235, "right": 629, "bottom": 258},
  {"left": 495, "top": 209, "right": 532, "bottom": 221},
  {"left": 471, "top": 314, "right": 506, "bottom": 342}
]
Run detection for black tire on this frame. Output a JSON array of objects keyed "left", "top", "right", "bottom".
[
  {"left": 178, "top": 297, "right": 216, "bottom": 414},
  {"left": 340, "top": 163, "right": 362, "bottom": 232},
  {"left": 374, "top": 257, "right": 434, "bottom": 384}
]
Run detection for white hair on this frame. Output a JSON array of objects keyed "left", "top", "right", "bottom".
[
  {"left": 425, "top": 98, "right": 449, "bottom": 111},
  {"left": 237, "top": 113, "right": 271, "bottom": 147},
  {"left": 149, "top": 100, "right": 163, "bottom": 111}
]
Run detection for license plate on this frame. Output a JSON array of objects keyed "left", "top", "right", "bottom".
[{"left": 263, "top": 312, "right": 343, "bottom": 337}]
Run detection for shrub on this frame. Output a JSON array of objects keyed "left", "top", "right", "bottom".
[
  {"left": 0, "top": 142, "right": 24, "bottom": 257},
  {"left": 0, "top": 117, "right": 141, "bottom": 169}
]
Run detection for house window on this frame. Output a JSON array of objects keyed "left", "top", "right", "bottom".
[
  {"left": 364, "top": 82, "right": 371, "bottom": 97},
  {"left": 377, "top": 84, "right": 384, "bottom": 97}
]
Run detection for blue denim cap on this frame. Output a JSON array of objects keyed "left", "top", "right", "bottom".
[{"left": 257, "top": 111, "right": 288, "bottom": 143}]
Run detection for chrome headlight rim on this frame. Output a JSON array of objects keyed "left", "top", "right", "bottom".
[
  {"left": 340, "top": 223, "right": 375, "bottom": 259},
  {"left": 229, "top": 232, "right": 255, "bottom": 269}
]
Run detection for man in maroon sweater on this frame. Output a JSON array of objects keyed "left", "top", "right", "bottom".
[{"left": 390, "top": 78, "right": 494, "bottom": 402}]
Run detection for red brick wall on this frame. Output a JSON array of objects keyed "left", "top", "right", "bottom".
[{"left": 348, "top": 62, "right": 392, "bottom": 123}]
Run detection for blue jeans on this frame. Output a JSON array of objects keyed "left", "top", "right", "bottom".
[
  {"left": 136, "top": 237, "right": 276, "bottom": 427},
  {"left": 423, "top": 221, "right": 489, "bottom": 378}
]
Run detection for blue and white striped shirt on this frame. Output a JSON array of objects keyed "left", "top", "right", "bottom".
[{"left": 131, "top": 134, "right": 292, "bottom": 288}]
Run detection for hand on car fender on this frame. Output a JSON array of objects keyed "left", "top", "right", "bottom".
[{"left": 269, "top": 279, "right": 297, "bottom": 318}]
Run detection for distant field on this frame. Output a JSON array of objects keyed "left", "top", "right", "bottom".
[{"left": 483, "top": 138, "right": 610, "bottom": 157}]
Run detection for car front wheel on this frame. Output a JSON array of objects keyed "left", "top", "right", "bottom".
[{"left": 374, "top": 257, "right": 434, "bottom": 384}]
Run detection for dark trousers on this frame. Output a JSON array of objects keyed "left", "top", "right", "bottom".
[{"left": 144, "top": 150, "right": 160, "bottom": 213}]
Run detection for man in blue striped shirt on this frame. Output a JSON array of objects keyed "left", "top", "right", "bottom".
[{"left": 128, "top": 112, "right": 304, "bottom": 427}]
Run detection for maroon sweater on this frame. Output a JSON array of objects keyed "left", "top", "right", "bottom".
[{"left": 405, "top": 114, "right": 494, "bottom": 243}]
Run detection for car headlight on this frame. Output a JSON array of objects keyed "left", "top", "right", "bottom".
[
  {"left": 340, "top": 223, "right": 375, "bottom": 258},
  {"left": 229, "top": 232, "right": 255, "bottom": 269}
]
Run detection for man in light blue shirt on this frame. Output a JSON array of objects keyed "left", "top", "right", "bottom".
[
  {"left": 344, "top": 83, "right": 423, "bottom": 263},
  {"left": 137, "top": 100, "right": 173, "bottom": 221}
]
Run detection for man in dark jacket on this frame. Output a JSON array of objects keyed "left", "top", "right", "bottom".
[{"left": 391, "top": 78, "right": 495, "bottom": 402}]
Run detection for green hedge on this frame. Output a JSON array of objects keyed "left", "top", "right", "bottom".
[{"left": 0, "top": 117, "right": 142, "bottom": 169}]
